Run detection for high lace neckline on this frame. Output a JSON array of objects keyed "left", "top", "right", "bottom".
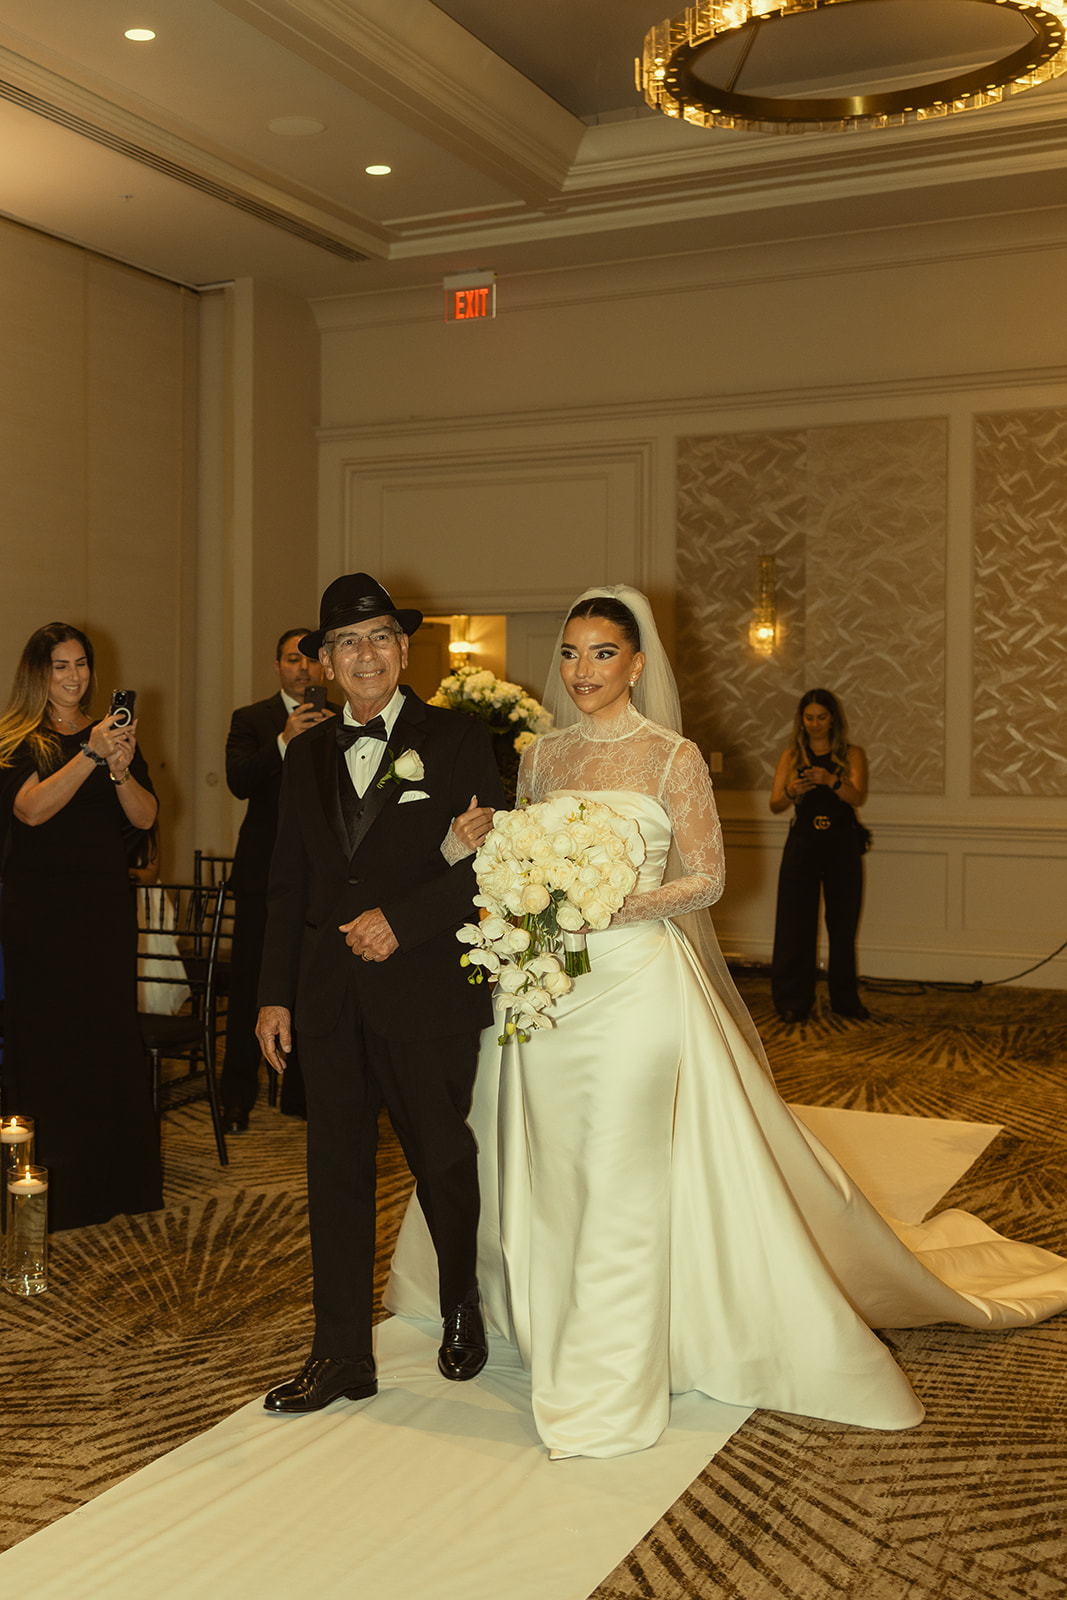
[{"left": 572, "top": 701, "right": 648, "bottom": 743}]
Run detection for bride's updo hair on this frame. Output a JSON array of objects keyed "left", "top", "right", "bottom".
[{"left": 566, "top": 595, "right": 641, "bottom": 653}]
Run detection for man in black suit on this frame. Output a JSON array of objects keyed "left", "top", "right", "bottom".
[
  {"left": 220, "top": 629, "right": 336, "bottom": 1131},
  {"left": 256, "top": 574, "right": 504, "bottom": 1413}
]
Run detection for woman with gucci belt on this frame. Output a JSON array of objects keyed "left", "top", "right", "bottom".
[
  {"left": 769, "top": 687, "right": 869, "bottom": 1024},
  {"left": 0, "top": 622, "right": 163, "bottom": 1228}
]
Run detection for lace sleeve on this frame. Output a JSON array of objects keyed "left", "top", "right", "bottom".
[
  {"left": 611, "top": 739, "right": 726, "bottom": 926},
  {"left": 517, "top": 740, "right": 539, "bottom": 804},
  {"left": 440, "top": 826, "right": 469, "bottom": 866}
]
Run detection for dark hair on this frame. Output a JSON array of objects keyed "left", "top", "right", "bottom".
[
  {"left": 0, "top": 622, "right": 95, "bottom": 771},
  {"left": 565, "top": 596, "right": 641, "bottom": 653},
  {"left": 789, "top": 687, "right": 850, "bottom": 778},
  {"left": 276, "top": 628, "right": 313, "bottom": 660}
]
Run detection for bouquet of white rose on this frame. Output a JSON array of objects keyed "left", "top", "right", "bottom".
[
  {"left": 456, "top": 795, "right": 646, "bottom": 1044},
  {"left": 430, "top": 665, "right": 553, "bottom": 803}
]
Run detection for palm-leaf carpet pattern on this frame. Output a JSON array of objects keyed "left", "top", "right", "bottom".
[{"left": 2, "top": 975, "right": 1066, "bottom": 1598}]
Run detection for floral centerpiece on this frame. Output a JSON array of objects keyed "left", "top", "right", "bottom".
[
  {"left": 457, "top": 795, "right": 646, "bottom": 1043},
  {"left": 429, "top": 664, "right": 553, "bottom": 804}
]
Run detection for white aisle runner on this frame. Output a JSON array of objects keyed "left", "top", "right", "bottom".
[{"left": 2, "top": 1110, "right": 1001, "bottom": 1600}]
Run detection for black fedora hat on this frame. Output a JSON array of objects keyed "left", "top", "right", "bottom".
[{"left": 299, "top": 573, "right": 423, "bottom": 657}]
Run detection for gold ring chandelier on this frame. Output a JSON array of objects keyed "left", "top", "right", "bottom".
[{"left": 638, "top": 0, "right": 1067, "bottom": 134}]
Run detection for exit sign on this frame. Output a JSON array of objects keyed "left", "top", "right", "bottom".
[{"left": 444, "top": 271, "right": 496, "bottom": 323}]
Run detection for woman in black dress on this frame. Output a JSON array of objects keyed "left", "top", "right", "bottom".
[
  {"left": 0, "top": 623, "right": 163, "bottom": 1229},
  {"left": 769, "top": 688, "right": 869, "bottom": 1024}
]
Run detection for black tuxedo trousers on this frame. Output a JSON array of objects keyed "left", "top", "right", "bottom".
[{"left": 305, "top": 993, "right": 482, "bottom": 1352}]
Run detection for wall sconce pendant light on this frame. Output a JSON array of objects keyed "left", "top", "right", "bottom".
[
  {"left": 449, "top": 614, "right": 473, "bottom": 666},
  {"left": 638, "top": 0, "right": 1067, "bottom": 135},
  {"left": 749, "top": 555, "right": 778, "bottom": 655}
]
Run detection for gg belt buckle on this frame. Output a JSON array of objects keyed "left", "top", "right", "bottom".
[{"left": 814, "top": 815, "right": 831, "bottom": 830}]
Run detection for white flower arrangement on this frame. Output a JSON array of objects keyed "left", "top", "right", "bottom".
[
  {"left": 456, "top": 795, "right": 646, "bottom": 1044},
  {"left": 429, "top": 665, "right": 552, "bottom": 756}
]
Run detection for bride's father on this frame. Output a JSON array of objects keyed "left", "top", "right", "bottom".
[{"left": 256, "top": 572, "right": 504, "bottom": 1413}]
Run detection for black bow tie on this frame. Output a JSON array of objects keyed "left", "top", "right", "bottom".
[{"left": 336, "top": 716, "right": 388, "bottom": 751}]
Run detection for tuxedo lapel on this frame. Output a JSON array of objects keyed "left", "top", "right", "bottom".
[{"left": 311, "top": 727, "right": 352, "bottom": 860}]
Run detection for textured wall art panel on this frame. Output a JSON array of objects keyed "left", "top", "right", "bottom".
[
  {"left": 677, "top": 430, "right": 808, "bottom": 791},
  {"left": 973, "top": 409, "right": 1067, "bottom": 796},
  {"left": 805, "top": 421, "right": 947, "bottom": 795},
  {"left": 677, "top": 420, "right": 947, "bottom": 794}
]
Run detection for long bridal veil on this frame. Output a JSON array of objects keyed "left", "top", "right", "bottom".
[{"left": 544, "top": 585, "right": 774, "bottom": 1079}]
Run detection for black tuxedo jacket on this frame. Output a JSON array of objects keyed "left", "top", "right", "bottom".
[
  {"left": 226, "top": 692, "right": 339, "bottom": 896},
  {"left": 257, "top": 687, "right": 505, "bottom": 1044}
]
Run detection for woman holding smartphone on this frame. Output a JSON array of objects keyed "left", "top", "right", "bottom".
[
  {"left": 769, "top": 688, "right": 869, "bottom": 1024},
  {"left": 0, "top": 622, "right": 163, "bottom": 1229}
]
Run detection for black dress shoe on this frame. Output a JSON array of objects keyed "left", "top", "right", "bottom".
[
  {"left": 263, "top": 1355, "right": 377, "bottom": 1414},
  {"left": 438, "top": 1299, "right": 488, "bottom": 1381},
  {"left": 777, "top": 1009, "right": 809, "bottom": 1025},
  {"left": 222, "top": 1106, "right": 249, "bottom": 1133}
]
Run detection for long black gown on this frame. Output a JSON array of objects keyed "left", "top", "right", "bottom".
[{"left": 0, "top": 728, "right": 163, "bottom": 1230}]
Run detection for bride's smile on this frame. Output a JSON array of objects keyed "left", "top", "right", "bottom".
[{"left": 559, "top": 617, "right": 644, "bottom": 722}]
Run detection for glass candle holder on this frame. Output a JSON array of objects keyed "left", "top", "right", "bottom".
[
  {"left": 4, "top": 1164, "right": 48, "bottom": 1296},
  {"left": 0, "top": 1118, "right": 35, "bottom": 1236}
]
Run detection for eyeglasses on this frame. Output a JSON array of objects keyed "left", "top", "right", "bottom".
[{"left": 325, "top": 627, "right": 400, "bottom": 654}]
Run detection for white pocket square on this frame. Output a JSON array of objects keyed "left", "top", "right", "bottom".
[{"left": 398, "top": 790, "right": 430, "bottom": 804}]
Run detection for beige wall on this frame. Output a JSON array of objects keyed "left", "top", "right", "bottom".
[
  {"left": 0, "top": 228, "right": 321, "bottom": 876},
  {"left": 194, "top": 278, "right": 321, "bottom": 863},
  {"left": 314, "top": 210, "right": 1067, "bottom": 986},
  {"left": 0, "top": 217, "right": 199, "bottom": 876}
]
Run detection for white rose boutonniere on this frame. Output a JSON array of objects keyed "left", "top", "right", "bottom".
[{"left": 378, "top": 747, "right": 426, "bottom": 789}]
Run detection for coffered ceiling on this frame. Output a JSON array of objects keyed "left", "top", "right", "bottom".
[{"left": 0, "top": 0, "right": 1065, "bottom": 300}]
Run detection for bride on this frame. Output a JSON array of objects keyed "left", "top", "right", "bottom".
[{"left": 387, "top": 584, "right": 1067, "bottom": 1459}]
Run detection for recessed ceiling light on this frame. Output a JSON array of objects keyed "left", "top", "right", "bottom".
[
  {"left": 124, "top": 28, "right": 156, "bottom": 41},
  {"left": 268, "top": 117, "right": 326, "bottom": 137},
  {"left": 365, "top": 164, "right": 391, "bottom": 176}
]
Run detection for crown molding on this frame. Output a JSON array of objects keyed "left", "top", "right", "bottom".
[
  {"left": 568, "top": 78, "right": 1067, "bottom": 196},
  {"left": 313, "top": 207, "right": 1067, "bottom": 329},
  {"left": 215, "top": 0, "right": 583, "bottom": 203},
  {"left": 314, "top": 360, "right": 1067, "bottom": 447},
  {"left": 385, "top": 110, "right": 1067, "bottom": 257},
  {"left": 0, "top": 44, "right": 389, "bottom": 259}
]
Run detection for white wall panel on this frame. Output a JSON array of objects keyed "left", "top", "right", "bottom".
[
  {"left": 863, "top": 850, "right": 949, "bottom": 931},
  {"left": 333, "top": 442, "right": 652, "bottom": 614},
  {"left": 963, "top": 852, "right": 1067, "bottom": 937}
]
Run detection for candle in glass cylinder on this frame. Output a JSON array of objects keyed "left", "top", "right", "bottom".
[
  {"left": 0, "top": 1118, "right": 35, "bottom": 1236},
  {"left": 3, "top": 1164, "right": 48, "bottom": 1296}
]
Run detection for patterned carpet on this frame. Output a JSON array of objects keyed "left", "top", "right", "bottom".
[{"left": 2, "top": 973, "right": 1066, "bottom": 1598}]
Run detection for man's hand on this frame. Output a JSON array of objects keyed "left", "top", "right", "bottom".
[
  {"left": 256, "top": 1005, "right": 293, "bottom": 1073},
  {"left": 281, "top": 701, "right": 333, "bottom": 745},
  {"left": 340, "top": 908, "right": 399, "bottom": 963}
]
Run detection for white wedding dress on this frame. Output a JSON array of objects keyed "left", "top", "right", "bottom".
[{"left": 387, "top": 710, "right": 1067, "bottom": 1458}]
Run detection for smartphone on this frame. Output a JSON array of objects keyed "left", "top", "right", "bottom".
[
  {"left": 110, "top": 689, "right": 137, "bottom": 727},
  {"left": 303, "top": 684, "right": 327, "bottom": 713}
]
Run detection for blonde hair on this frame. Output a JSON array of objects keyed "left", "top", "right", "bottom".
[{"left": 0, "top": 623, "right": 95, "bottom": 774}]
